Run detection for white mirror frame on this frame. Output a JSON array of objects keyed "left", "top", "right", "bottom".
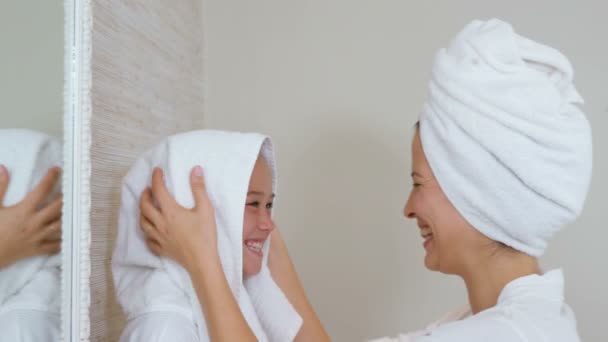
[{"left": 63, "top": 0, "right": 91, "bottom": 340}]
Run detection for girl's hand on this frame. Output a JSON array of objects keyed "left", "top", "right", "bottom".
[
  {"left": 0, "top": 165, "right": 62, "bottom": 269},
  {"left": 139, "top": 166, "right": 219, "bottom": 271}
]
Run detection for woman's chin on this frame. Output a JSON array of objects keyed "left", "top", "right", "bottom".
[{"left": 424, "top": 254, "right": 440, "bottom": 272}]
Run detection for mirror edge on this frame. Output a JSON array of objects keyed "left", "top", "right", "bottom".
[{"left": 62, "top": 0, "right": 92, "bottom": 341}]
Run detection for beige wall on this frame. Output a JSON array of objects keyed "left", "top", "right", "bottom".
[
  {"left": 89, "top": 0, "right": 204, "bottom": 340},
  {"left": 0, "top": 1, "right": 63, "bottom": 137},
  {"left": 203, "top": 1, "right": 608, "bottom": 341}
]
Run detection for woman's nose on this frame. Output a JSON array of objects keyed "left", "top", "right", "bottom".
[{"left": 403, "top": 193, "right": 416, "bottom": 219}]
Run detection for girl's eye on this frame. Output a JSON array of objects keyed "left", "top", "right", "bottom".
[
  {"left": 247, "top": 201, "right": 274, "bottom": 210},
  {"left": 412, "top": 183, "right": 422, "bottom": 188}
]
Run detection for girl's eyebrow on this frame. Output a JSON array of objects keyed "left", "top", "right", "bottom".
[{"left": 247, "top": 191, "right": 276, "bottom": 198}]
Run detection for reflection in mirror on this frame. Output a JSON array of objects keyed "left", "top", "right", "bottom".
[{"left": 0, "top": 2, "right": 64, "bottom": 341}]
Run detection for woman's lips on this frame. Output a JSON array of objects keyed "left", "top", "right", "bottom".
[{"left": 420, "top": 225, "right": 433, "bottom": 249}]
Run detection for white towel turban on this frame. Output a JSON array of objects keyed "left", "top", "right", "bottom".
[{"left": 419, "top": 19, "right": 592, "bottom": 256}]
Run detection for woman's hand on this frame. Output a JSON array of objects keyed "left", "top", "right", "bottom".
[
  {"left": 0, "top": 165, "right": 62, "bottom": 269},
  {"left": 139, "top": 166, "right": 219, "bottom": 272}
]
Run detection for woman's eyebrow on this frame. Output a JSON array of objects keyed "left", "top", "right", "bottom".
[{"left": 411, "top": 171, "right": 423, "bottom": 178}]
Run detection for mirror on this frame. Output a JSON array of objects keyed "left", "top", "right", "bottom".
[{"left": 0, "top": 1, "right": 65, "bottom": 341}]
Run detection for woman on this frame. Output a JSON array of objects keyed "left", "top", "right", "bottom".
[{"left": 140, "top": 19, "right": 590, "bottom": 341}]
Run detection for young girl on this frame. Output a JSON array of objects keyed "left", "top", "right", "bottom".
[{"left": 113, "top": 130, "right": 324, "bottom": 341}]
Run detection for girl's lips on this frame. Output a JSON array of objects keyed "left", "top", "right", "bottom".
[{"left": 244, "top": 239, "right": 264, "bottom": 257}]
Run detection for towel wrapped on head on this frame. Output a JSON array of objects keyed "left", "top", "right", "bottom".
[{"left": 419, "top": 19, "right": 592, "bottom": 256}]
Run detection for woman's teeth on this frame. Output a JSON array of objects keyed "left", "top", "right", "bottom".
[{"left": 420, "top": 227, "right": 433, "bottom": 238}]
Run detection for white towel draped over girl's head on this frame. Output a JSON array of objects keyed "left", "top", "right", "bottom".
[
  {"left": 0, "top": 128, "right": 62, "bottom": 314},
  {"left": 112, "top": 130, "right": 302, "bottom": 342}
]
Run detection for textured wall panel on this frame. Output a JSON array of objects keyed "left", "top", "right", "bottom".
[{"left": 90, "top": 1, "right": 204, "bottom": 340}]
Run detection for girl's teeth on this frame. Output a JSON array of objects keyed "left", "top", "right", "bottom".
[{"left": 246, "top": 241, "right": 263, "bottom": 251}]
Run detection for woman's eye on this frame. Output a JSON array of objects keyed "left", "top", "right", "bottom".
[
  {"left": 412, "top": 183, "right": 422, "bottom": 188},
  {"left": 265, "top": 202, "right": 274, "bottom": 209},
  {"left": 247, "top": 201, "right": 260, "bottom": 208}
]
